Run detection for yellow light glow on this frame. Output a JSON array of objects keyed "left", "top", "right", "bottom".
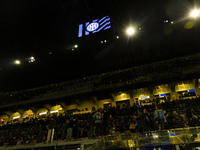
[
  {"left": 126, "top": 27, "right": 135, "bottom": 36},
  {"left": 184, "top": 22, "right": 194, "bottom": 29},
  {"left": 190, "top": 9, "right": 200, "bottom": 18},
  {"left": 74, "top": 45, "right": 78, "bottom": 48},
  {"left": 15, "top": 60, "right": 21, "bottom": 65}
]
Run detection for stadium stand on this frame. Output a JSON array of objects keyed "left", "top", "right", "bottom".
[
  {"left": 0, "top": 52, "right": 200, "bottom": 105},
  {"left": 1, "top": 53, "right": 200, "bottom": 149},
  {"left": 1, "top": 97, "right": 200, "bottom": 147}
]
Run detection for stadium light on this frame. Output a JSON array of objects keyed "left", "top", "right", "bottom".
[
  {"left": 190, "top": 9, "right": 200, "bottom": 18},
  {"left": 126, "top": 27, "right": 135, "bottom": 36},
  {"left": 74, "top": 45, "right": 78, "bottom": 48},
  {"left": 15, "top": 60, "right": 21, "bottom": 65},
  {"left": 29, "top": 56, "right": 35, "bottom": 63}
]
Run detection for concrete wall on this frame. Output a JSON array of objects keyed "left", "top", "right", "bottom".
[
  {"left": 78, "top": 98, "right": 96, "bottom": 111},
  {"left": 175, "top": 80, "right": 195, "bottom": 92},
  {"left": 114, "top": 93, "right": 131, "bottom": 101},
  {"left": 36, "top": 108, "right": 48, "bottom": 116},
  {"left": 10, "top": 112, "right": 22, "bottom": 122},
  {"left": 153, "top": 84, "right": 171, "bottom": 95},
  {"left": 65, "top": 104, "right": 78, "bottom": 111},
  {"left": 133, "top": 88, "right": 151, "bottom": 103},
  {"left": 97, "top": 99, "right": 112, "bottom": 109},
  {"left": 50, "top": 105, "right": 63, "bottom": 112},
  {"left": 0, "top": 114, "right": 9, "bottom": 122},
  {"left": 23, "top": 109, "right": 35, "bottom": 118}
]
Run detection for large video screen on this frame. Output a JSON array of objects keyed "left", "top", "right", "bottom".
[{"left": 78, "top": 15, "right": 111, "bottom": 38}]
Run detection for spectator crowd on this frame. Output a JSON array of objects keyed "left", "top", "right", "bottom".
[
  {"left": 1, "top": 52, "right": 200, "bottom": 147},
  {"left": 1, "top": 97, "right": 200, "bottom": 147}
]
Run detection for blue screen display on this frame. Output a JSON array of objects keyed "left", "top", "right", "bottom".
[
  {"left": 169, "top": 133, "right": 176, "bottom": 136},
  {"left": 187, "top": 89, "right": 195, "bottom": 92},
  {"left": 78, "top": 16, "right": 111, "bottom": 37},
  {"left": 159, "top": 94, "right": 166, "bottom": 97}
]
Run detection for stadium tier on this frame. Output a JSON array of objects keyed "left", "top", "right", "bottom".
[{"left": 0, "top": 53, "right": 200, "bottom": 149}]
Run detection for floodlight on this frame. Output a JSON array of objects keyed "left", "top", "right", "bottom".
[
  {"left": 74, "top": 45, "right": 78, "bottom": 48},
  {"left": 126, "top": 27, "right": 135, "bottom": 36},
  {"left": 15, "top": 60, "right": 21, "bottom": 65},
  {"left": 29, "top": 56, "right": 35, "bottom": 63},
  {"left": 190, "top": 9, "right": 200, "bottom": 18}
]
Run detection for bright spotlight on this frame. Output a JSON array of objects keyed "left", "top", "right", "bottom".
[
  {"left": 29, "top": 56, "right": 35, "bottom": 63},
  {"left": 190, "top": 9, "right": 200, "bottom": 18},
  {"left": 126, "top": 27, "right": 135, "bottom": 36},
  {"left": 15, "top": 60, "right": 21, "bottom": 65},
  {"left": 74, "top": 45, "right": 78, "bottom": 48}
]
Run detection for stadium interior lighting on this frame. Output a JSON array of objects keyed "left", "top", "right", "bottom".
[
  {"left": 39, "top": 112, "right": 47, "bottom": 115},
  {"left": 190, "top": 9, "right": 200, "bottom": 18},
  {"left": 126, "top": 27, "right": 135, "bottom": 36},
  {"left": 15, "top": 60, "right": 21, "bottom": 65},
  {"left": 50, "top": 110, "right": 59, "bottom": 114},
  {"left": 29, "top": 56, "right": 35, "bottom": 63},
  {"left": 13, "top": 116, "right": 20, "bottom": 119}
]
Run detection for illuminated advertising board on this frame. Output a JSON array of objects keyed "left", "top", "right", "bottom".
[
  {"left": 13, "top": 116, "right": 20, "bottom": 120},
  {"left": 187, "top": 89, "right": 195, "bottom": 92},
  {"left": 78, "top": 15, "right": 111, "bottom": 37},
  {"left": 23, "top": 115, "right": 30, "bottom": 118},
  {"left": 139, "top": 96, "right": 150, "bottom": 100},
  {"left": 145, "top": 146, "right": 170, "bottom": 150},
  {"left": 39, "top": 112, "right": 47, "bottom": 115}
]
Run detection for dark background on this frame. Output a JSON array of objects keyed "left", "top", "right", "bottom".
[{"left": 0, "top": 0, "right": 199, "bottom": 91}]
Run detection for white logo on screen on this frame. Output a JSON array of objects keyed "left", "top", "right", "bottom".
[{"left": 86, "top": 22, "right": 99, "bottom": 32}]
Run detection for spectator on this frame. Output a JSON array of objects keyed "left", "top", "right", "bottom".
[
  {"left": 143, "top": 109, "right": 151, "bottom": 131},
  {"left": 72, "top": 116, "right": 78, "bottom": 140},
  {"left": 93, "top": 110, "right": 102, "bottom": 137},
  {"left": 102, "top": 110, "right": 109, "bottom": 135},
  {"left": 119, "top": 119, "right": 125, "bottom": 134},
  {"left": 88, "top": 116, "right": 95, "bottom": 139},
  {"left": 66, "top": 117, "right": 73, "bottom": 141},
  {"left": 154, "top": 106, "right": 166, "bottom": 130}
]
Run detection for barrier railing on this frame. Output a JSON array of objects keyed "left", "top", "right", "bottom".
[
  {"left": 1, "top": 127, "right": 200, "bottom": 150},
  {"left": 96, "top": 127, "right": 200, "bottom": 149}
]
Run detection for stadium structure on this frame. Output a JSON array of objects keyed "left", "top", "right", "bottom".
[{"left": 1, "top": 0, "right": 200, "bottom": 150}]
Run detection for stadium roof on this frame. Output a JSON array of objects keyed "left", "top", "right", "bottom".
[{"left": 0, "top": 0, "right": 199, "bottom": 91}]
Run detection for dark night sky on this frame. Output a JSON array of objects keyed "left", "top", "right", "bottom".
[{"left": 0, "top": 0, "right": 199, "bottom": 91}]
